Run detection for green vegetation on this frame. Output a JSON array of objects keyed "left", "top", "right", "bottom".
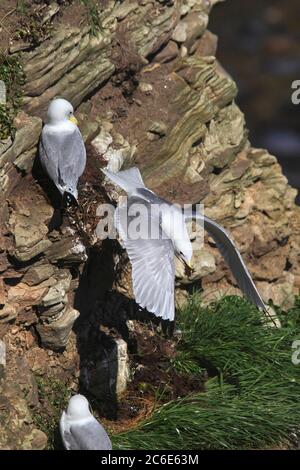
[
  {"left": 33, "top": 375, "right": 71, "bottom": 450},
  {"left": 80, "top": 0, "right": 103, "bottom": 36},
  {"left": 112, "top": 295, "right": 300, "bottom": 450},
  {"left": 16, "top": 1, "right": 29, "bottom": 14},
  {"left": 0, "top": 53, "right": 25, "bottom": 140}
]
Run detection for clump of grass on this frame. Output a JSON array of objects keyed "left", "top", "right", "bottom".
[
  {"left": 112, "top": 294, "right": 300, "bottom": 450},
  {"left": 33, "top": 374, "right": 71, "bottom": 450},
  {"left": 80, "top": 0, "right": 103, "bottom": 36},
  {"left": 0, "top": 104, "right": 15, "bottom": 140},
  {"left": 0, "top": 53, "right": 25, "bottom": 140}
]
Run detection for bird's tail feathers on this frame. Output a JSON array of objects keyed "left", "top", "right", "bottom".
[
  {"left": 63, "top": 191, "right": 78, "bottom": 208},
  {"left": 102, "top": 167, "right": 145, "bottom": 194}
]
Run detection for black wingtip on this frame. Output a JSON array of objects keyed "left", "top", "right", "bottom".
[
  {"left": 63, "top": 192, "right": 78, "bottom": 208},
  {"left": 261, "top": 306, "right": 280, "bottom": 328}
]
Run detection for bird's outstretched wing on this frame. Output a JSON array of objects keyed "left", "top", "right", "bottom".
[
  {"left": 68, "top": 420, "right": 112, "bottom": 450},
  {"left": 116, "top": 196, "right": 175, "bottom": 321},
  {"left": 39, "top": 128, "right": 86, "bottom": 194},
  {"left": 184, "top": 210, "right": 278, "bottom": 326}
]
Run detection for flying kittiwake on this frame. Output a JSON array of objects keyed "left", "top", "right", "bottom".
[
  {"left": 39, "top": 98, "right": 86, "bottom": 205},
  {"left": 60, "top": 394, "right": 112, "bottom": 450},
  {"left": 102, "top": 166, "right": 278, "bottom": 326}
]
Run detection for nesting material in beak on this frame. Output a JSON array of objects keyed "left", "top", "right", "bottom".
[
  {"left": 184, "top": 260, "right": 194, "bottom": 276},
  {"left": 177, "top": 256, "right": 194, "bottom": 275},
  {"left": 69, "top": 115, "right": 78, "bottom": 126}
]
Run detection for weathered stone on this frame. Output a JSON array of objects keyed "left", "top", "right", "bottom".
[
  {"left": 116, "top": 338, "right": 130, "bottom": 396},
  {"left": 0, "top": 80, "right": 6, "bottom": 105},
  {"left": 40, "top": 272, "right": 71, "bottom": 308},
  {"left": 0, "top": 0, "right": 298, "bottom": 397},
  {"left": 91, "top": 127, "right": 113, "bottom": 155},
  {"left": 142, "top": 56, "right": 237, "bottom": 199},
  {"left": 0, "top": 278, "right": 5, "bottom": 306},
  {"left": 154, "top": 40, "right": 179, "bottom": 63},
  {"left": 0, "top": 113, "right": 42, "bottom": 169},
  {"left": 7, "top": 282, "right": 48, "bottom": 306},
  {"left": 172, "top": 22, "right": 187, "bottom": 43},
  {"left": 81, "top": 337, "right": 130, "bottom": 400},
  {"left": 0, "top": 353, "right": 47, "bottom": 450},
  {"left": 45, "top": 237, "right": 87, "bottom": 264},
  {"left": 192, "top": 30, "right": 218, "bottom": 56},
  {"left": 91, "top": 125, "right": 136, "bottom": 173},
  {"left": 0, "top": 161, "right": 22, "bottom": 197},
  {"left": 0, "top": 253, "right": 9, "bottom": 274},
  {"left": 0, "top": 339, "right": 5, "bottom": 380},
  {"left": 36, "top": 306, "right": 80, "bottom": 350},
  {"left": 175, "top": 247, "right": 216, "bottom": 284},
  {"left": 138, "top": 81, "right": 153, "bottom": 94},
  {"left": 0, "top": 305, "right": 17, "bottom": 324},
  {"left": 257, "top": 272, "right": 296, "bottom": 311},
  {"left": 13, "top": 147, "right": 37, "bottom": 173},
  {"left": 175, "top": 288, "right": 189, "bottom": 309},
  {"left": 23, "top": 264, "right": 56, "bottom": 286},
  {"left": 23, "top": 25, "right": 115, "bottom": 116},
  {"left": 182, "top": 11, "right": 209, "bottom": 50},
  {"left": 38, "top": 302, "right": 65, "bottom": 320},
  {"left": 79, "top": 119, "right": 100, "bottom": 143},
  {"left": 201, "top": 103, "right": 247, "bottom": 169},
  {"left": 9, "top": 194, "right": 53, "bottom": 262},
  {"left": 21, "top": 0, "right": 180, "bottom": 116},
  {"left": 148, "top": 121, "right": 168, "bottom": 137},
  {"left": 112, "top": 0, "right": 139, "bottom": 20},
  {"left": 13, "top": 357, "right": 39, "bottom": 408},
  {"left": 21, "top": 429, "right": 48, "bottom": 451}
]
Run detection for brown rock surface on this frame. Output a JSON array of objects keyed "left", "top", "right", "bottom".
[{"left": 0, "top": 0, "right": 299, "bottom": 449}]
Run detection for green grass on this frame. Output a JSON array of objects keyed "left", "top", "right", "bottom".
[
  {"left": 80, "top": 0, "right": 103, "bottom": 36},
  {"left": 32, "top": 375, "right": 71, "bottom": 450},
  {"left": 0, "top": 53, "right": 25, "bottom": 140},
  {"left": 112, "top": 295, "right": 300, "bottom": 450}
]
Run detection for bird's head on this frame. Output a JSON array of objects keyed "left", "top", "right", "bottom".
[
  {"left": 66, "top": 394, "right": 90, "bottom": 420},
  {"left": 47, "top": 98, "right": 78, "bottom": 125}
]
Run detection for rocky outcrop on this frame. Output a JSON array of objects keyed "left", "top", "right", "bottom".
[
  {"left": 1, "top": 0, "right": 298, "bottom": 348},
  {"left": 0, "top": 112, "right": 88, "bottom": 350},
  {"left": 0, "top": 354, "right": 47, "bottom": 450},
  {"left": 0, "top": 0, "right": 299, "bottom": 448}
]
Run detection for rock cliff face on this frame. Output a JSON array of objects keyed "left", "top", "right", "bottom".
[{"left": 0, "top": 0, "right": 299, "bottom": 449}]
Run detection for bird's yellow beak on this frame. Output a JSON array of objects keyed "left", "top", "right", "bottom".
[
  {"left": 186, "top": 261, "right": 193, "bottom": 270},
  {"left": 68, "top": 115, "right": 78, "bottom": 126}
]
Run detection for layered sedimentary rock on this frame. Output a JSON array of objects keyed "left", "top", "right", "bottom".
[
  {"left": 0, "top": 0, "right": 298, "bottom": 343},
  {"left": 0, "top": 0, "right": 299, "bottom": 448}
]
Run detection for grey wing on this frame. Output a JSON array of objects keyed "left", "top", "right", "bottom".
[
  {"left": 58, "top": 129, "right": 86, "bottom": 189},
  {"left": 69, "top": 421, "right": 112, "bottom": 450},
  {"left": 62, "top": 430, "right": 80, "bottom": 450},
  {"left": 39, "top": 132, "right": 60, "bottom": 186},
  {"left": 184, "top": 210, "right": 268, "bottom": 312},
  {"left": 116, "top": 197, "right": 175, "bottom": 321},
  {"left": 40, "top": 128, "right": 86, "bottom": 191},
  {"left": 203, "top": 216, "right": 268, "bottom": 312},
  {"left": 137, "top": 187, "right": 172, "bottom": 206}
]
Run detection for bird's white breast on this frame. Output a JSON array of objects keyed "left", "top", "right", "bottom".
[{"left": 43, "top": 120, "right": 77, "bottom": 134}]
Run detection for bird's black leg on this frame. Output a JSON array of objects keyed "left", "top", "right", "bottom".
[{"left": 161, "top": 319, "right": 175, "bottom": 338}]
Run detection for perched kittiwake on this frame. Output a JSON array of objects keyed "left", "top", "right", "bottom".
[
  {"left": 60, "top": 394, "right": 112, "bottom": 450},
  {"left": 39, "top": 98, "right": 86, "bottom": 205},
  {"left": 102, "top": 166, "right": 277, "bottom": 325}
]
